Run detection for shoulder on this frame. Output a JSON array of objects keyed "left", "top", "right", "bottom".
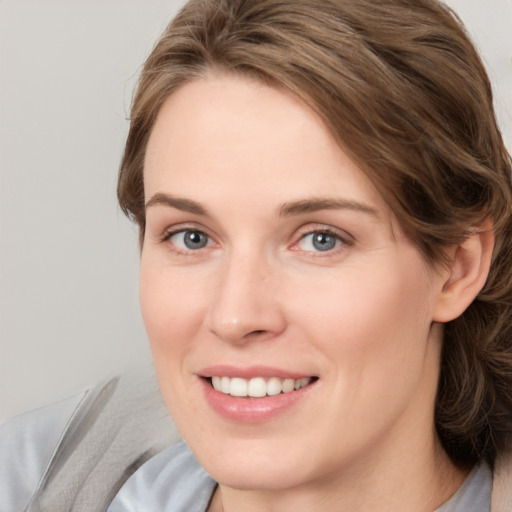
[
  {"left": 0, "top": 369, "right": 180, "bottom": 512},
  {"left": 0, "top": 391, "right": 88, "bottom": 512},
  {"left": 108, "top": 441, "right": 216, "bottom": 512}
]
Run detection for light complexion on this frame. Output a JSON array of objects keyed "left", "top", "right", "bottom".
[{"left": 140, "top": 73, "right": 475, "bottom": 512}]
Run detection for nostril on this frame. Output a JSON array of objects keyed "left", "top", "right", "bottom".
[{"left": 243, "top": 329, "right": 269, "bottom": 340}]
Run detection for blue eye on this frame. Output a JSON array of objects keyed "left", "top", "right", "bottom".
[
  {"left": 299, "top": 231, "right": 342, "bottom": 252},
  {"left": 169, "top": 230, "right": 210, "bottom": 250}
]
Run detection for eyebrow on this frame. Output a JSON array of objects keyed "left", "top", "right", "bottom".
[
  {"left": 145, "top": 193, "right": 208, "bottom": 215},
  {"left": 279, "top": 198, "right": 379, "bottom": 218},
  {"left": 145, "top": 193, "right": 379, "bottom": 219}
]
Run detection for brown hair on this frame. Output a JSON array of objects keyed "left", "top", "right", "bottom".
[{"left": 118, "top": 0, "right": 512, "bottom": 467}]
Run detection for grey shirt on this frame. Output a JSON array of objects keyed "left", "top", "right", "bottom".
[
  {"left": 436, "top": 462, "right": 492, "bottom": 512},
  {"left": 108, "top": 441, "right": 492, "bottom": 512}
]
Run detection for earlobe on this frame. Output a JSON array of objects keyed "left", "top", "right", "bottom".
[{"left": 433, "top": 220, "right": 494, "bottom": 323}]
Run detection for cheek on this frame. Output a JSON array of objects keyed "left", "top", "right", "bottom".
[
  {"left": 295, "top": 256, "right": 436, "bottom": 393},
  {"left": 139, "top": 260, "right": 211, "bottom": 422},
  {"left": 290, "top": 259, "right": 439, "bottom": 454},
  {"left": 139, "top": 258, "right": 208, "bottom": 369},
  {"left": 346, "top": 271, "right": 431, "bottom": 343}
]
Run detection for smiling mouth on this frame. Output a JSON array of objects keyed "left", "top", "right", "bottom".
[{"left": 207, "top": 376, "right": 318, "bottom": 398}]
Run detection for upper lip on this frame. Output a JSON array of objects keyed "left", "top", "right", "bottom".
[{"left": 198, "top": 364, "right": 316, "bottom": 380}]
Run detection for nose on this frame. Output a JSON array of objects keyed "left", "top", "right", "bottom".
[{"left": 206, "top": 251, "right": 287, "bottom": 345}]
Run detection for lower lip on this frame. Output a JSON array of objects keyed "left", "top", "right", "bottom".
[{"left": 201, "top": 378, "right": 316, "bottom": 423}]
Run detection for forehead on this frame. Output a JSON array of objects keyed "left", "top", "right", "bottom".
[
  {"left": 143, "top": 73, "right": 393, "bottom": 223},
  {"left": 144, "top": 74, "right": 337, "bottom": 180}
]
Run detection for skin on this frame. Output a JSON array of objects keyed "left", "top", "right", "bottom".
[{"left": 140, "top": 73, "right": 472, "bottom": 512}]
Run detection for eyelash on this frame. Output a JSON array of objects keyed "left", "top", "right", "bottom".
[
  {"left": 160, "top": 226, "right": 353, "bottom": 257},
  {"left": 292, "top": 227, "right": 352, "bottom": 256},
  {"left": 161, "top": 227, "right": 215, "bottom": 255}
]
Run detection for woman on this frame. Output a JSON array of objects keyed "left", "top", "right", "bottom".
[{"left": 2, "top": 0, "right": 511, "bottom": 510}]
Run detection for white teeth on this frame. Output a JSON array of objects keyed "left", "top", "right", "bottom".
[
  {"left": 299, "top": 377, "right": 310, "bottom": 388},
  {"left": 212, "top": 376, "right": 221, "bottom": 391},
  {"left": 247, "top": 377, "right": 267, "bottom": 397},
  {"left": 210, "top": 376, "right": 313, "bottom": 397},
  {"left": 221, "top": 376, "right": 230, "bottom": 394},
  {"left": 230, "top": 377, "right": 248, "bottom": 397},
  {"left": 266, "top": 377, "right": 282, "bottom": 396},
  {"left": 282, "top": 378, "right": 295, "bottom": 393}
]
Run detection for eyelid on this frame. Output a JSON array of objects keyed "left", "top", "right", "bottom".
[
  {"left": 290, "top": 224, "right": 354, "bottom": 253},
  {"left": 160, "top": 222, "right": 210, "bottom": 241},
  {"left": 160, "top": 224, "right": 218, "bottom": 254}
]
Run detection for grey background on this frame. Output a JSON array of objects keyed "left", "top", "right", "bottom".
[{"left": 1, "top": 0, "right": 511, "bottom": 420}]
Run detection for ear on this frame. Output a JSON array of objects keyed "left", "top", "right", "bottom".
[{"left": 433, "top": 220, "right": 494, "bottom": 323}]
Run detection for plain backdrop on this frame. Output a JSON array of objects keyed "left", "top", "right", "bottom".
[{"left": 1, "top": 0, "right": 511, "bottom": 420}]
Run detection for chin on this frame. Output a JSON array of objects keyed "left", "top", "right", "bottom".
[
  {"left": 186, "top": 433, "right": 324, "bottom": 491},
  {"left": 205, "top": 457, "right": 311, "bottom": 491}
]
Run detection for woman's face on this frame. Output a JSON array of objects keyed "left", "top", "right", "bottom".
[{"left": 140, "top": 74, "right": 450, "bottom": 492}]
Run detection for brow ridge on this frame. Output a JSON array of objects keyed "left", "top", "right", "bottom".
[
  {"left": 145, "top": 193, "right": 377, "bottom": 219},
  {"left": 145, "top": 193, "right": 208, "bottom": 215},
  {"left": 279, "top": 198, "right": 378, "bottom": 217}
]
